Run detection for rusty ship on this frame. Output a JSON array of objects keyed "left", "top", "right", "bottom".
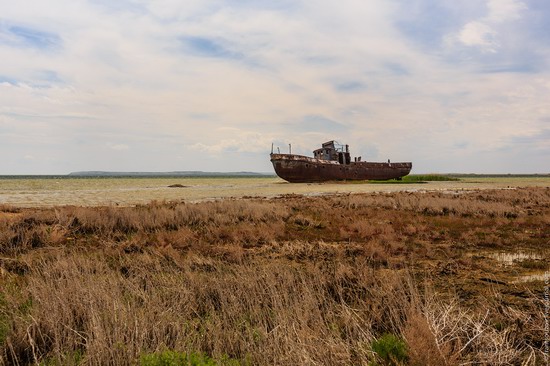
[{"left": 270, "top": 141, "right": 412, "bottom": 183}]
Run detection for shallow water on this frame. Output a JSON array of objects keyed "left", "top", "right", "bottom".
[
  {"left": 0, "top": 176, "right": 548, "bottom": 207},
  {"left": 513, "top": 271, "right": 549, "bottom": 283},
  {"left": 487, "top": 252, "right": 543, "bottom": 266},
  {"left": 484, "top": 251, "right": 549, "bottom": 283}
]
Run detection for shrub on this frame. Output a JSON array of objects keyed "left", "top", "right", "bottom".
[
  {"left": 38, "top": 350, "right": 84, "bottom": 366},
  {"left": 0, "top": 293, "right": 9, "bottom": 346},
  {"left": 140, "top": 351, "right": 239, "bottom": 366},
  {"left": 371, "top": 333, "right": 408, "bottom": 365},
  {"left": 403, "top": 175, "right": 459, "bottom": 182}
]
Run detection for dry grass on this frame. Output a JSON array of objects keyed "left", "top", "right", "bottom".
[{"left": 0, "top": 187, "right": 548, "bottom": 365}]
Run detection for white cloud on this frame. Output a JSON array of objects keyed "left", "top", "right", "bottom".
[
  {"left": 458, "top": 21, "right": 498, "bottom": 50},
  {"left": 452, "top": 0, "right": 527, "bottom": 52},
  {"left": 109, "top": 144, "right": 130, "bottom": 151},
  {"left": 0, "top": 0, "right": 548, "bottom": 174},
  {"left": 487, "top": 0, "right": 526, "bottom": 22},
  {"left": 189, "top": 130, "right": 274, "bottom": 155}
]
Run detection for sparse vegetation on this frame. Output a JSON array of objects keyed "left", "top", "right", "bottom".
[
  {"left": 140, "top": 351, "right": 233, "bottom": 366},
  {"left": 370, "top": 333, "right": 408, "bottom": 365},
  {"left": 401, "top": 174, "right": 460, "bottom": 182},
  {"left": 366, "top": 174, "right": 460, "bottom": 184},
  {"left": 0, "top": 187, "right": 548, "bottom": 365}
]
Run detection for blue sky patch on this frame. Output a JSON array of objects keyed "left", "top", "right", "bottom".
[
  {"left": 3, "top": 25, "right": 61, "bottom": 50},
  {"left": 181, "top": 36, "right": 243, "bottom": 60},
  {"left": 524, "top": 0, "right": 550, "bottom": 39},
  {"left": 34, "top": 70, "right": 63, "bottom": 83},
  {"left": 0, "top": 75, "right": 18, "bottom": 85},
  {"left": 88, "top": 0, "right": 147, "bottom": 14},
  {"left": 479, "top": 63, "right": 538, "bottom": 74},
  {"left": 385, "top": 63, "right": 409, "bottom": 76},
  {"left": 395, "top": 2, "right": 474, "bottom": 50},
  {"left": 334, "top": 81, "right": 367, "bottom": 92},
  {"left": 0, "top": 71, "right": 63, "bottom": 88}
]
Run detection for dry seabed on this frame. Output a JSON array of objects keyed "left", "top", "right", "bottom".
[
  {"left": 0, "top": 176, "right": 549, "bottom": 207},
  {"left": 0, "top": 185, "right": 548, "bottom": 365}
]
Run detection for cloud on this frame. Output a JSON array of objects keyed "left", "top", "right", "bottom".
[
  {"left": 0, "top": 0, "right": 548, "bottom": 174},
  {"left": 34, "top": 70, "right": 63, "bottom": 83},
  {"left": 427, "top": 0, "right": 549, "bottom": 75},
  {"left": 453, "top": 0, "right": 527, "bottom": 52},
  {"left": 508, "top": 128, "right": 550, "bottom": 146},
  {"left": 88, "top": 0, "right": 148, "bottom": 15},
  {"left": 109, "top": 144, "right": 130, "bottom": 151},
  {"left": 298, "top": 115, "right": 349, "bottom": 133},
  {"left": 189, "top": 131, "right": 273, "bottom": 155},
  {"left": 457, "top": 21, "right": 498, "bottom": 50},
  {"left": 487, "top": 0, "right": 526, "bottom": 22}
]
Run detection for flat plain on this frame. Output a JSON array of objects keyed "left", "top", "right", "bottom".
[
  {"left": 0, "top": 177, "right": 548, "bottom": 365},
  {"left": 0, "top": 176, "right": 549, "bottom": 207}
]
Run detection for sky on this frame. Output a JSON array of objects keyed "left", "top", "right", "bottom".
[{"left": 0, "top": 0, "right": 549, "bottom": 174}]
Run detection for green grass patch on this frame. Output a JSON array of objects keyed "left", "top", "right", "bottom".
[
  {"left": 370, "top": 333, "right": 408, "bottom": 365},
  {"left": 404, "top": 174, "right": 460, "bottom": 182},
  {"left": 366, "top": 174, "right": 460, "bottom": 184},
  {"left": 0, "top": 293, "right": 9, "bottom": 346},
  {"left": 39, "top": 350, "right": 84, "bottom": 366},
  {"left": 140, "top": 351, "right": 241, "bottom": 366}
]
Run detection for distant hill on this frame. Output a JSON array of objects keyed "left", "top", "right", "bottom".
[{"left": 68, "top": 171, "right": 275, "bottom": 177}]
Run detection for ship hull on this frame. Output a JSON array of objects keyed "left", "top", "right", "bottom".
[{"left": 270, "top": 154, "right": 412, "bottom": 183}]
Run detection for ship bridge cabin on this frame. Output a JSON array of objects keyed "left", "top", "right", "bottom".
[{"left": 313, "top": 141, "right": 351, "bottom": 165}]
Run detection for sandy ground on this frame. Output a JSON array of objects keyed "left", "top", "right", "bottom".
[{"left": 0, "top": 176, "right": 549, "bottom": 207}]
